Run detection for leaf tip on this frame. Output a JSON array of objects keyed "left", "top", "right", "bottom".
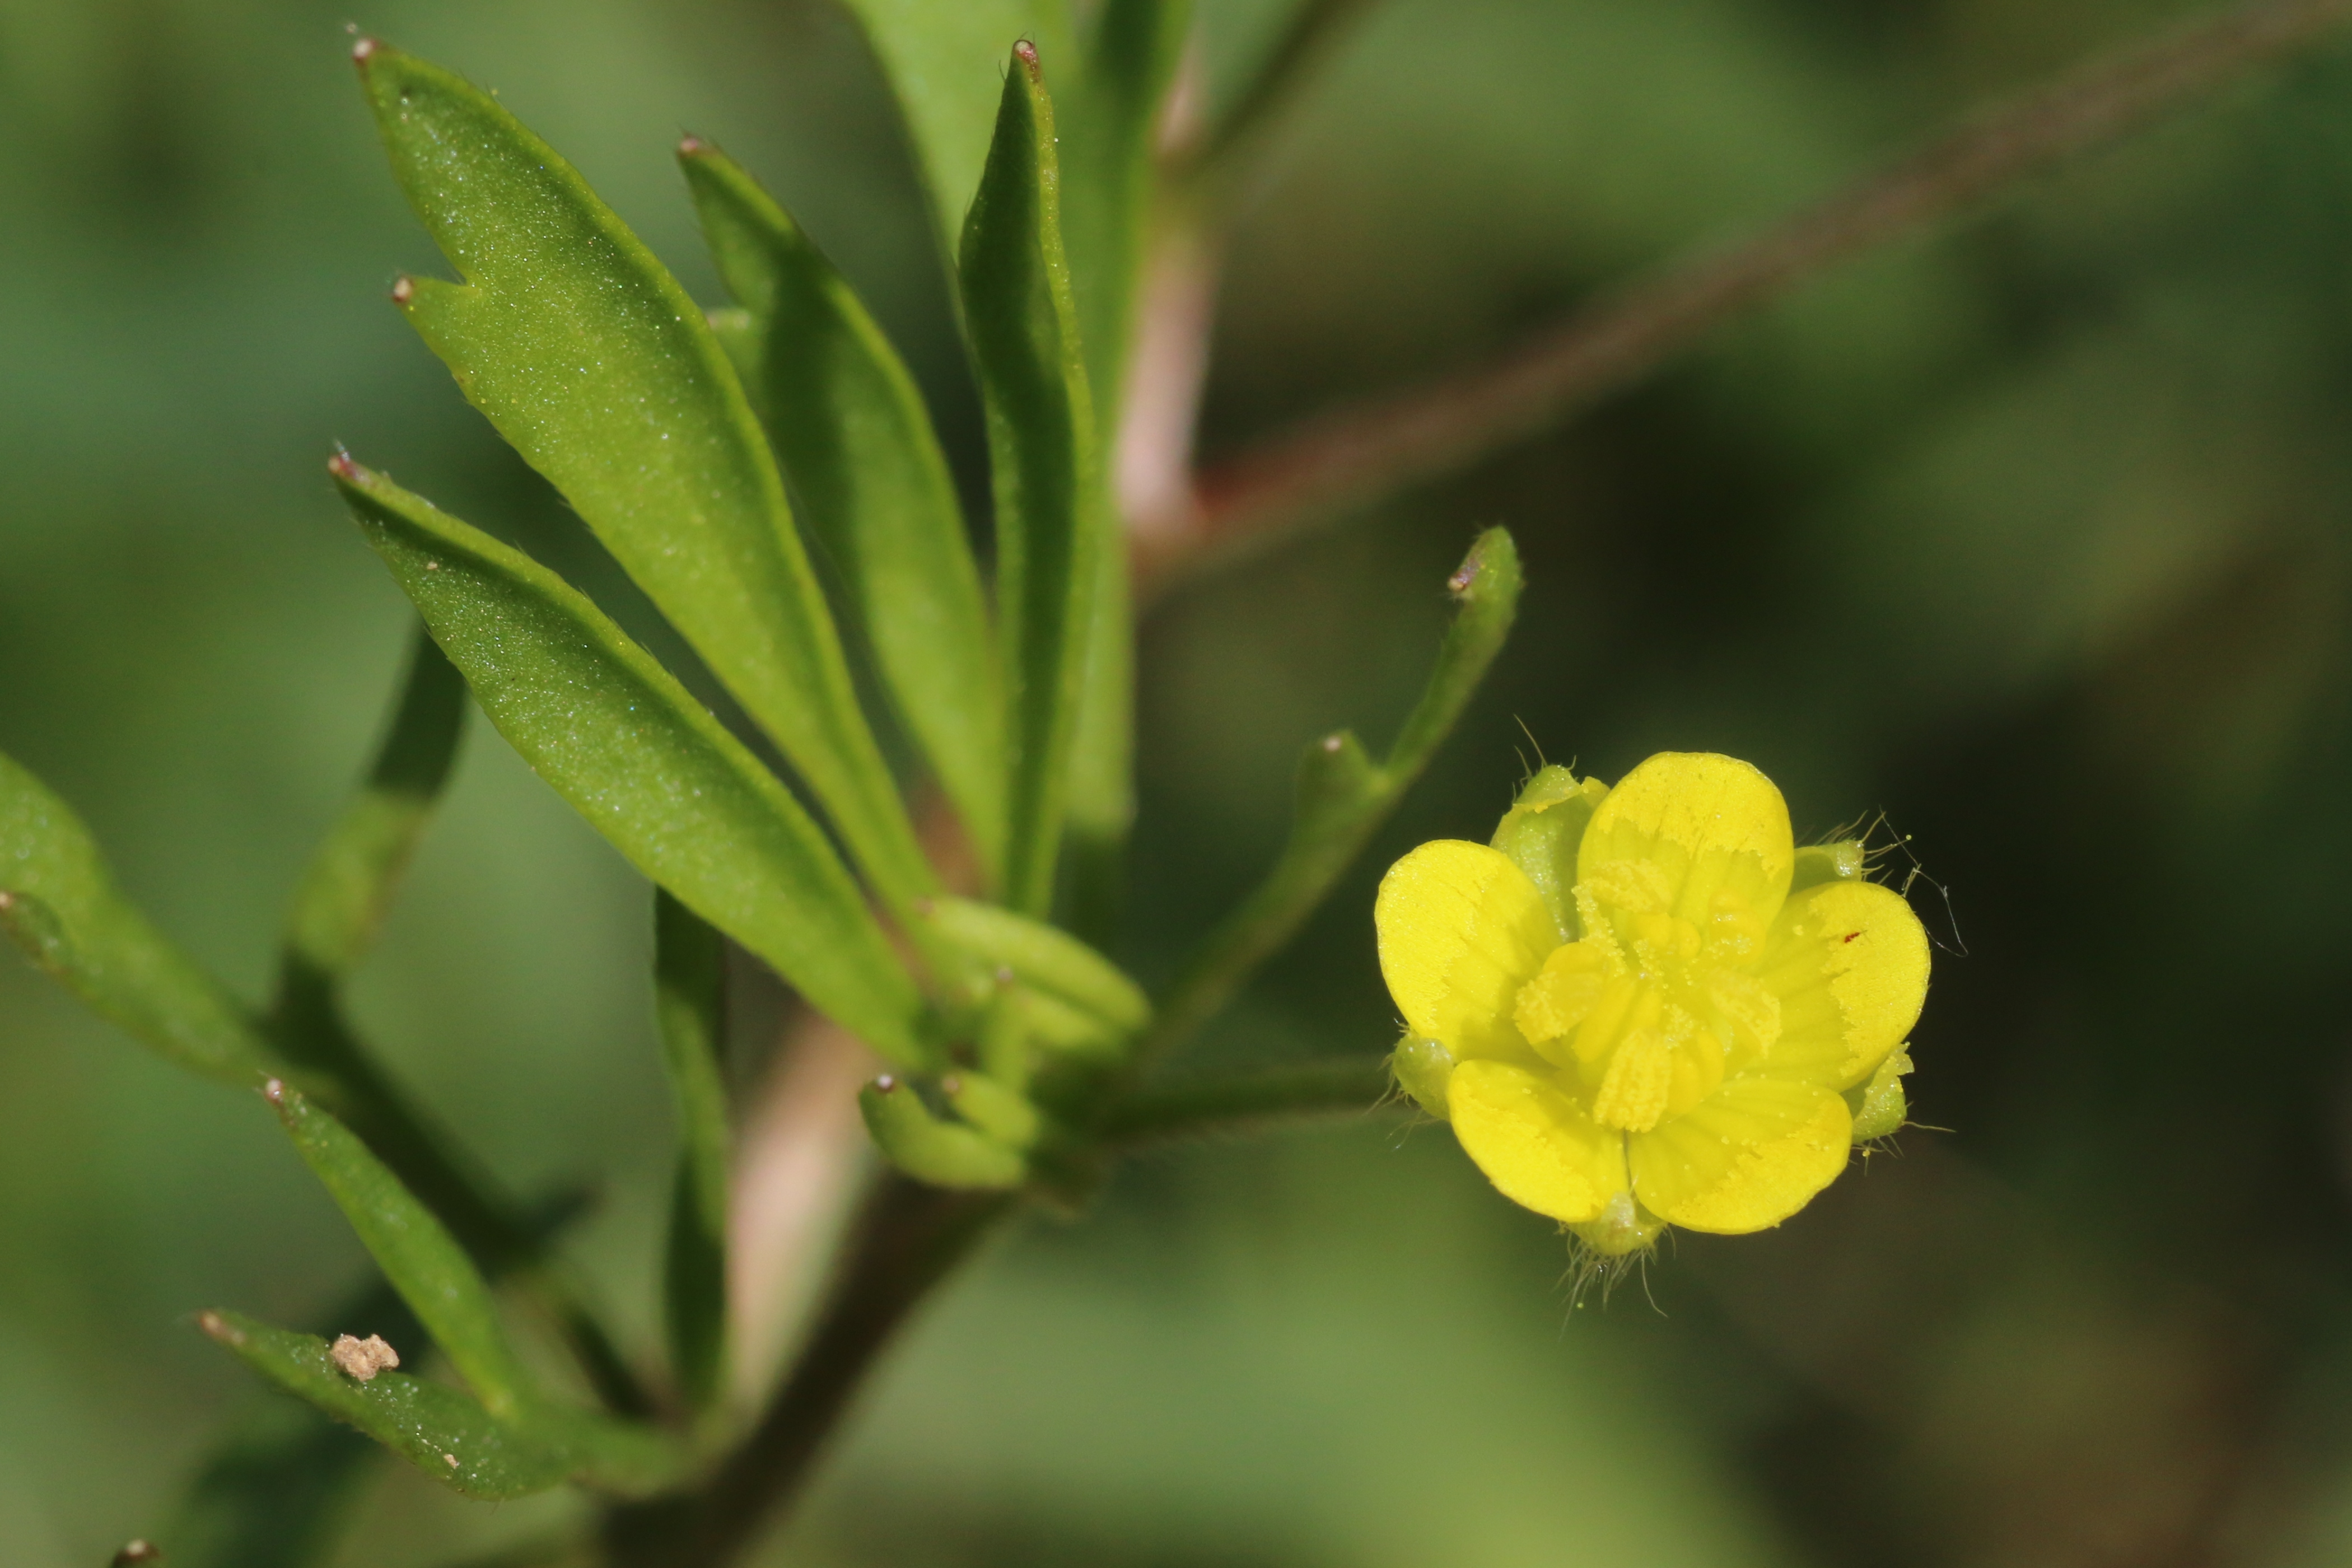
[
  {"left": 111, "top": 1540, "right": 164, "bottom": 1567},
  {"left": 260, "top": 1075, "right": 288, "bottom": 1107},
  {"left": 390, "top": 276, "right": 414, "bottom": 307},
  {"left": 676, "top": 134, "right": 707, "bottom": 158},
  {"left": 872, "top": 1074, "right": 899, "bottom": 1094},
  {"left": 326, "top": 449, "right": 363, "bottom": 485},
  {"left": 351, "top": 35, "right": 380, "bottom": 66},
  {"left": 1013, "top": 38, "right": 1042, "bottom": 81},
  {"left": 195, "top": 1309, "right": 243, "bottom": 1347}
]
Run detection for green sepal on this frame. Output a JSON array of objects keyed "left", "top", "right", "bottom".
[
  {"left": 1489, "top": 765, "right": 1609, "bottom": 942},
  {"left": 0, "top": 751, "right": 276, "bottom": 1087},
  {"left": 1567, "top": 1194, "right": 1667, "bottom": 1258},
  {"left": 942, "top": 1071, "right": 1046, "bottom": 1151},
  {"left": 282, "top": 624, "right": 466, "bottom": 981},
  {"left": 654, "top": 891, "right": 730, "bottom": 1415},
  {"left": 353, "top": 41, "right": 932, "bottom": 914},
  {"left": 920, "top": 896, "right": 1150, "bottom": 1037},
  {"left": 961, "top": 42, "right": 1102, "bottom": 916},
  {"left": 333, "top": 456, "right": 934, "bottom": 1067},
  {"left": 1792, "top": 839, "right": 1868, "bottom": 892},
  {"left": 197, "top": 1311, "right": 572, "bottom": 1501},
  {"left": 858, "top": 1076, "right": 1028, "bottom": 1189},
  {"left": 1389, "top": 1034, "right": 1455, "bottom": 1121},
  {"left": 679, "top": 141, "right": 1006, "bottom": 887},
  {"left": 1847, "top": 1049, "right": 1914, "bottom": 1142},
  {"left": 264, "top": 1079, "right": 535, "bottom": 1421}
]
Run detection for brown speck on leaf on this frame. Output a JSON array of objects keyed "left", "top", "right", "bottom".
[
  {"left": 443, "top": 1452, "right": 460, "bottom": 1468},
  {"left": 331, "top": 1333, "right": 401, "bottom": 1382},
  {"left": 423, "top": 560, "right": 441, "bottom": 571},
  {"left": 112, "top": 1541, "right": 165, "bottom": 1566},
  {"left": 1448, "top": 564, "right": 1476, "bottom": 594},
  {"left": 262, "top": 1077, "right": 287, "bottom": 1105}
]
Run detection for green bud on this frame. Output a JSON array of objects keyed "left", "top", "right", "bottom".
[
  {"left": 920, "top": 897, "right": 1150, "bottom": 1040},
  {"left": 858, "top": 1076, "right": 1027, "bottom": 1189},
  {"left": 943, "top": 1071, "right": 1045, "bottom": 1151},
  {"left": 1390, "top": 1034, "right": 1456, "bottom": 1119},
  {"left": 1791, "top": 839, "right": 1867, "bottom": 892},
  {"left": 1846, "top": 1049, "right": 1912, "bottom": 1142},
  {"left": 1489, "top": 766, "right": 1609, "bottom": 941}
]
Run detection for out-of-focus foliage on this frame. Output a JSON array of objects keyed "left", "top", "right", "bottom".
[{"left": 6, "top": 1, "right": 2352, "bottom": 1566}]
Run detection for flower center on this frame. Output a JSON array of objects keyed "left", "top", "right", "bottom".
[{"left": 1509, "top": 880, "right": 1782, "bottom": 1133}]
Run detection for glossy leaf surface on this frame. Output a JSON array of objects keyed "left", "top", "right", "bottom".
[
  {"left": 334, "top": 458, "right": 933, "bottom": 1065},
  {"left": 0, "top": 752, "right": 274, "bottom": 1086},
  {"left": 354, "top": 42, "right": 932, "bottom": 912},
  {"left": 962, "top": 44, "right": 1102, "bottom": 914},
  {"left": 681, "top": 144, "right": 1007, "bottom": 885}
]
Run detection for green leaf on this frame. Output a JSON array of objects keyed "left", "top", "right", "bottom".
[
  {"left": 962, "top": 44, "right": 1103, "bottom": 916},
  {"left": 0, "top": 752, "right": 275, "bottom": 1086},
  {"left": 655, "top": 890, "right": 729, "bottom": 1415},
  {"left": 679, "top": 143, "right": 1007, "bottom": 886},
  {"left": 921, "top": 897, "right": 1149, "bottom": 1037},
  {"left": 198, "top": 1311, "right": 571, "bottom": 1502},
  {"left": 833, "top": 0, "right": 1074, "bottom": 253},
  {"left": 282, "top": 623, "right": 466, "bottom": 981},
  {"left": 1130, "top": 530, "right": 1522, "bottom": 1071},
  {"left": 333, "top": 457, "right": 934, "bottom": 1066},
  {"left": 265, "top": 1078, "right": 535, "bottom": 1421},
  {"left": 353, "top": 41, "right": 933, "bottom": 914},
  {"left": 858, "top": 1076, "right": 1028, "bottom": 1189},
  {"left": 197, "top": 1311, "right": 679, "bottom": 1502}
]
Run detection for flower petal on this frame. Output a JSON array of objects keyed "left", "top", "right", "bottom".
[
  {"left": 1578, "top": 753, "right": 1794, "bottom": 951},
  {"left": 1753, "top": 879, "right": 1929, "bottom": 1089},
  {"left": 1448, "top": 1060, "right": 1627, "bottom": 1224},
  {"left": 1375, "top": 841, "right": 1556, "bottom": 1060},
  {"left": 1629, "top": 1074, "right": 1850, "bottom": 1233}
]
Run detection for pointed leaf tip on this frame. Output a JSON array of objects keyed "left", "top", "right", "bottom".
[
  {"left": 391, "top": 276, "right": 414, "bottom": 305},
  {"left": 1014, "top": 38, "right": 1042, "bottom": 76},
  {"left": 352, "top": 36, "right": 379, "bottom": 65}
]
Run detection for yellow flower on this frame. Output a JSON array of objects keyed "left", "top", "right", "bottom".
[{"left": 1376, "top": 753, "right": 1929, "bottom": 1253}]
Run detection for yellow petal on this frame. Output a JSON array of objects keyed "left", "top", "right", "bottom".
[
  {"left": 1448, "top": 1060, "right": 1628, "bottom": 1224},
  {"left": 1753, "top": 879, "right": 1930, "bottom": 1088},
  {"left": 1375, "top": 841, "right": 1557, "bottom": 1060},
  {"left": 1578, "top": 753, "right": 1794, "bottom": 953},
  {"left": 1629, "top": 1075, "right": 1850, "bottom": 1233}
]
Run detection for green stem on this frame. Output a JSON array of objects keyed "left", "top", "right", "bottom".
[
  {"left": 608, "top": 1176, "right": 1015, "bottom": 1568},
  {"left": 1097, "top": 1057, "right": 1399, "bottom": 1147},
  {"left": 1123, "top": 529, "right": 1520, "bottom": 1081}
]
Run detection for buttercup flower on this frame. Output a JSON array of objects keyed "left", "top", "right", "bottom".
[{"left": 1377, "top": 753, "right": 1928, "bottom": 1254}]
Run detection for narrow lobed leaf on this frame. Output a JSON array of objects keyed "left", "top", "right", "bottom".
[
  {"left": 282, "top": 622, "right": 466, "bottom": 982},
  {"left": 921, "top": 897, "right": 1149, "bottom": 1037},
  {"left": 832, "top": 0, "right": 1075, "bottom": 256},
  {"left": 198, "top": 1310, "right": 573, "bottom": 1502},
  {"left": 679, "top": 143, "right": 1008, "bottom": 887},
  {"left": 264, "top": 1077, "right": 535, "bottom": 1421},
  {"left": 962, "top": 42, "right": 1104, "bottom": 916},
  {"left": 353, "top": 40, "right": 934, "bottom": 914},
  {"left": 333, "top": 457, "right": 934, "bottom": 1066},
  {"left": 654, "top": 890, "right": 730, "bottom": 1415},
  {"left": 0, "top": 751, "right": 276, "bottom": 1086}
]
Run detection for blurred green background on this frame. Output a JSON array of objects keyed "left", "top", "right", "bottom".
[{"left": 8, "top": 0, "right": 2352, "bottom": 1562}]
